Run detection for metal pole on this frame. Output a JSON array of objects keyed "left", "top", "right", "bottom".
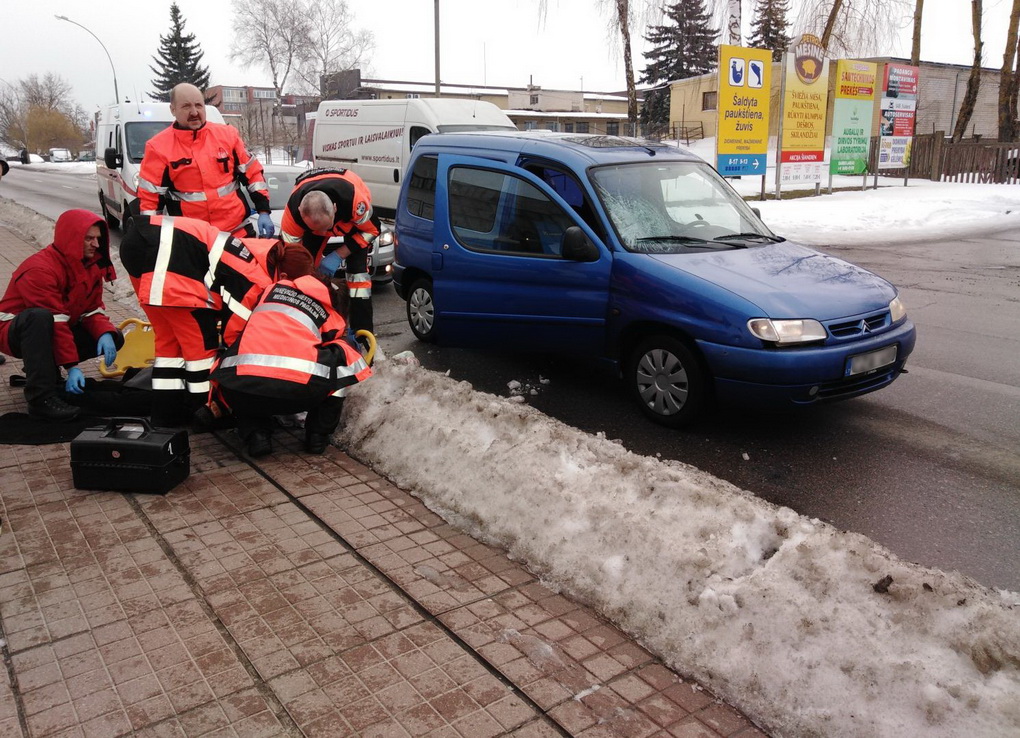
[
  {"left": 434, "top": 0, "right": 441, "bottom": 97},
  {"left": 55, "top": 15, "right": 119, "bottom": 103}
]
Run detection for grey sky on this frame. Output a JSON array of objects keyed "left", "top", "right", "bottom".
[{"left": 1, "top": 0, "right": 1011, "bottom": 113}]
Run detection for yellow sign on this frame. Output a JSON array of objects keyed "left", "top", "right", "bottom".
[
  {"left": 716, "top": 45, "right": 772, "bottom": 177},
  {"left": 778, "top": 36, "right": 829, "bottom": 183},
  {"left": 835, "top": 60, "right": 877, "bottom": 101}
]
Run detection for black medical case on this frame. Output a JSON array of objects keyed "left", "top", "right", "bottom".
[{"left": 70, "top": 417, "right": 190, "bottom": 494}]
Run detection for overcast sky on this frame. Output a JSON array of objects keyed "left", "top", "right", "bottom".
[{"left": 1, "top": 0, "right": 1015, "bottom": 113}]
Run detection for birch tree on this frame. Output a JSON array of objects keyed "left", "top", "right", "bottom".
[
  {"left": 797, "top": 0, "right": 911, "bottom": 55},
  {"left": 953, "top": 0, "right": 983, "bottom": 142},
  {"left": 999, "top": 0, "right": 1020, "bottom": 141}
]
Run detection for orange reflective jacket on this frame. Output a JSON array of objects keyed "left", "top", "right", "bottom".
[
  {"left": 138, "top": 122, "right": 269, "bottom": 233},
  {"left": 279, "top": 168, "right": 381, "bottom": 265},
  {"left": 120, "top": 216, "right": 275, "bottom": 329},
  {"left": 212, "top": 275, "right": 371, "bottom": 402}
]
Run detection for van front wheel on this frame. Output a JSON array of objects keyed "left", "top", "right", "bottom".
[
  {"left": 406, "top": 278, "right": 437, "bottom": 342},
  {"left": 627, "top": 336, "right": 707, "bottom": 427}
]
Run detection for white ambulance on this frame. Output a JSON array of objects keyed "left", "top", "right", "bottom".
[
  {"left": 95, "top": 102, "right": 225, "bottom": 230},
  {"left": 312, "top": 98, "right": 516, "bottom": 218}
]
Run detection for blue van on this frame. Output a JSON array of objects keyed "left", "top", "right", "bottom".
[{"left": 393, "top": 132, "right": 915, "bottom": 426}]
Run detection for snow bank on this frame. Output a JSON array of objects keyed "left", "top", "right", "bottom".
[{"left": 339, "top": 359, "right": 1020, "bottom": 738}]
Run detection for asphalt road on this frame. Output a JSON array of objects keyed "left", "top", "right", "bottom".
[{"left": 5, "top": 166, "right": 1019, "bottom": 592}]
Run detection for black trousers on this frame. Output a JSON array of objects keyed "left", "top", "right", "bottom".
[
  {"left": 219, "top": 387, "right": 344, "bottom": 443},
  {"left": 7, "top": 309, "right": 98, "bottom": 403}
]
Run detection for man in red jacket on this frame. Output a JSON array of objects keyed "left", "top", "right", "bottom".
[
  {"left": 0, "top": 209, "right": 123, "bottom": 421},
  {"left": 137, "top": 83, "right": 274, "bottom": 238}
]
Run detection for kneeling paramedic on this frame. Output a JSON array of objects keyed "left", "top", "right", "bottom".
[
  {"left": 210, "top": 275, "right": 372, "bottom": 457},
  {"left": 279, "top": 168, "right": 381, "bottom": 334},
  {"left": 119, "top": 215, "right": 312, "bottom": 427}
]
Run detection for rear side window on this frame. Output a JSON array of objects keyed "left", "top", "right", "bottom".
[
  {"left": 449, "top": 166, "right": 575, "bottom": 257},
  {"left": 405, "top": 155, "right": 437, "bottom": 220}
]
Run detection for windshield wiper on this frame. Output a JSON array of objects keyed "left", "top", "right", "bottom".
[
  {"left": 713, "top": 232, "right": 785, "bottom": 243},
  {"left": 636, "top": 235, "right": 710, "bottom": 244}
]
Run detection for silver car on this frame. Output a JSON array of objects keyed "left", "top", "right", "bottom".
[{"left": 258, "top": 163, "right": 395, "bottom": 283}]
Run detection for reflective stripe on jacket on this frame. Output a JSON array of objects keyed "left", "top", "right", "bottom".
[
  {"left": 212, "top": 274, "right": 371, "bottom": 402},
  {"left": 137, "top": 122, "right": 269, "bottom": 233}
]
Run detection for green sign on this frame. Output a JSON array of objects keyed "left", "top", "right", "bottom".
[{"left": 830, "top": 98, "right": 873, "bottom": 175}]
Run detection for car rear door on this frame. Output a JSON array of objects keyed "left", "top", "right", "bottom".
[{"left": 432, "top": 155, "right": 612, "bottom": 354}]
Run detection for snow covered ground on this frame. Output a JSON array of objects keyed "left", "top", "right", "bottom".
[
  {"left": 4, "top": 142, "right": 1020, "bottom": 738},
  {"left": 334, "top": 148, "right": 1020, "bottom": 738}
]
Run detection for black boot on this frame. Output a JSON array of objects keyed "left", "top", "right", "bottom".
[
  {"left": 27, "top": 394, "right": 81, "bottom": 422},
  {"left": 305, "top": 432, "right": 330, "bottom": 455},
  {"left": 246, "top": 429, "right": 273, "bottom": 458}
]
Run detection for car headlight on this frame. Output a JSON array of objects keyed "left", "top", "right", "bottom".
[
  {"left": 132, "top": 172, "right": 140, "bottom": 191},
  {"left": 889, "top": 296, "right": 906, "bottom": 323},
  {"left": 377, "top": 229, "right": 395, "bottom": 247},
  {"left": 747, "top": 318, "right": 827, "bottom": 345}
]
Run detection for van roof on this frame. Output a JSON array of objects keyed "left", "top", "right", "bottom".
[{"left": 411, "top": 131, "right": 704, "bottom": 167}]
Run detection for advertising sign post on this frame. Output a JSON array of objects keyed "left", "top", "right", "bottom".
[
  {"left": 877, "top": 63, "right": 919, "bottom": 186},
  {"left": 830, "top": 60, "right": 877, "bottom": 192},
  {"left": 716, "top": 45, "right": 772, "bottom": 196},
  {"left": 776, "top": 35, "right": 830, "bottom": 199}
]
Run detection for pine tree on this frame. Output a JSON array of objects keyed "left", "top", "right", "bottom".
[
  {"left": 640, "top": 0, "right": 719, "bottom": 135},
  {"left": 749, "top": 0, "right": 792, "bottom": 62},
  {"left": 149, "top": 3, "right": 212, "bottom": 102}
]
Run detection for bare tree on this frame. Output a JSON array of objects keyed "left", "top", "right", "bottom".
[
  {"left": 999, "top": 0, "right": 1020, "bottom": 141},
  {"left": 229, "top": 0, "right": 310, "bottom": 99},
  {"left": 19, "top": 73, "right": 75, "bottom": 112},
  {"left": 954, "top": 0, "right": 983, "bottom": 142},
  {"left": 910, "top": 0, "right": 924, "bottom": 66},
  {"left": 797, "top": 0, "right": 911, "bottom": 55},
  {"left": 1, "top": 73, "right": 84, "bottom": 153},
  {"left": 294, "top": 0, "right": 375, "bottom": 95},
  {"left": 538, "top": 0, "right": 664, "bottom": 127}
]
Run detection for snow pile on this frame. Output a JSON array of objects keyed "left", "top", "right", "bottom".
[{"left": 339, "top": 358, "right": 1020, "bottom": 738}]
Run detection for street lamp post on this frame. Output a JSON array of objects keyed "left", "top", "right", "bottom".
[{"left": 54, "top": 15, "right": 119, "bottom": 104}]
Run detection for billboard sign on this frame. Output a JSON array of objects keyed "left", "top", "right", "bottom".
[
  {"left": 830, "top": 60, "right": 877, "bottom": 175},
  {"left": 878, "top": 63, "right": 919, "bottom": 169},
  {"left": 778, "top": 34, "right": 830, "bottom": 185},
  {"left": 716, "top": 45, "right": 772, "bottom": 177}
]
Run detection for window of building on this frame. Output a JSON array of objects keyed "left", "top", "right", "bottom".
[
  {"left": 702, "top": 91, "right": 717, "bottom": 111},
  {"left": 606, "top": 121, "right": 619, "bottom": 136},
  {"left": 576, "top": 122, "right": 590, "bottom": 134},
  {"left": 564, "top": 123, "right": 574, "bottom": 133},
  {"left": 530, "top": 94, "right": 539, "bottom": 106},
  {"left": 253, "top": 89, "right": 276, "bottom": 100},
  {"left": 545, "top": 122, "right": 558, "bottom": 132},
  {"left": 523, "top": 121, "right": 538, "bottom": 130}
]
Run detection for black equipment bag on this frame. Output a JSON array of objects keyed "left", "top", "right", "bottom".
[{"left": 70, "top": 417, "right": 190, "bottom": 494}]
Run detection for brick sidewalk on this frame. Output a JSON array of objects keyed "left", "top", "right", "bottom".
[{"left": 0, "top": 221, "right": 766, "bottom": 738}]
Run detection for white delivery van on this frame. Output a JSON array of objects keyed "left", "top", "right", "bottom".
[
  {"left": 48, "top": 148, "right": 73, "bottom": 162},
  {"left": 312, "top": 98, "right": 516, "bottom": 217},
  {"left": 95, "top": 102, "right": 224, "bottom": 230}
]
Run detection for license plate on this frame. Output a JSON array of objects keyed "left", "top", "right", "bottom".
[{"left": 846, "top": 344, "right": 897, "bottom": 376}]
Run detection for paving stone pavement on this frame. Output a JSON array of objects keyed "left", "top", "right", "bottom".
[{"left": 0, "top": 221, "right": 768, "bottom": 737}]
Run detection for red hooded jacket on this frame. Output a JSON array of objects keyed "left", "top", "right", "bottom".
[{"left": 0, "top": 209, "right": 118, "bottom": 366}]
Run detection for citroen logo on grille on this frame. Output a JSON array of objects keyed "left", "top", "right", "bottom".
[{"left": 859, "top": 320, "right": 871, "bottom": 334}]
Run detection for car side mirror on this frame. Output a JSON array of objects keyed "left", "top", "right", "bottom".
[
  {"left": 751, "top": 207, "right": 761, "bottom": 218},
  {"left": 104, "top": 147, "right": 122, "bottom": 169},
  {"left": 562, "top": 226, "right": 599, "bottom": 262}
]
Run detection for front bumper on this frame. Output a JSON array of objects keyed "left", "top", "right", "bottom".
[{"left": 697, "top": 319, "right": 916, "bottom": 408}]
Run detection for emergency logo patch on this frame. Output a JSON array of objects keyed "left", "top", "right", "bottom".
[
  {"left": 225, "top": 239, "right": 255, "bottom": 262},
  {"left": 356, "top": 202, "right": 367, "bottom": 218}
]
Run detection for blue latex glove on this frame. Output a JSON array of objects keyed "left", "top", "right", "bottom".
[
  {"left": 65, "top": 367, "right": 85, "bottom": 394},
  {"left": 97, "top": 333, "right": 117, "bottom": 366},
  {"left": 257, "top": 212, "right": 275, "bottom": 237},
  {"left": 317, "top": 249, "right": 344, "bottom": 277}
]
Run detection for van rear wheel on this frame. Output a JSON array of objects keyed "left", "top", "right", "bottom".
[{"left": 406, "top": 278, "right": 437, "bottom": 342}]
